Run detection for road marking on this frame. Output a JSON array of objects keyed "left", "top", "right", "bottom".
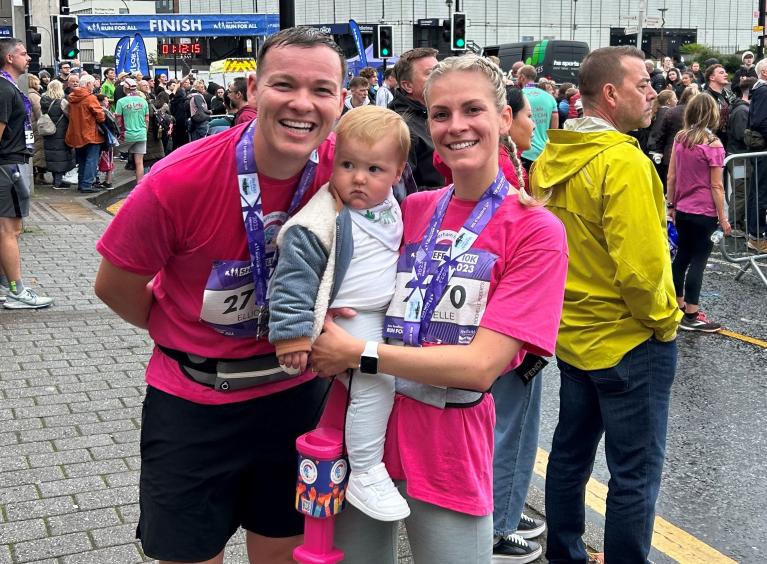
[
  {"left": 718, "top": 329, "right": 767, "bottom": 349},
  {"left": 106, "top": 199, "right": 126, "bottom": 216},
  {"left": 534, "top": 448, "right": 737, "bottom": 563}
]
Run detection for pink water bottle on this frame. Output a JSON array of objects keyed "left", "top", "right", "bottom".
[{"left": 293, "top": 427, "right": 348, "bottom": 564}]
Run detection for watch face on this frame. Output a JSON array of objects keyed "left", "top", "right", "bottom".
[{"left": 360, "top": 355, "right": 378, "bottom": 374}]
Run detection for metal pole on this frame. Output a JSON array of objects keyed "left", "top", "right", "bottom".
[
  {"left": 637, "top": 0, "right": 646, "bottom": 54},
  {"left": 759, "top": 0, "right": 766, "bottom": 60},
  {"left": 571, "top": 0, "right": 578, "bottom": 41},
  {"left": 279, "top": 0, "right": 294, "bottom": 30}
]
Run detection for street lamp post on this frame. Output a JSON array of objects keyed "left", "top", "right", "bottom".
[
  {"left": 571, "top": 0, "right": 578, "bottom": 41},
  {"left": 658, "top": 7, "right": 668, "bottom": 58}
]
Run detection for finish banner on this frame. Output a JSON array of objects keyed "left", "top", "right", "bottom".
[{"left": 78, "top": 14, "right": 279, "bottom": 39}]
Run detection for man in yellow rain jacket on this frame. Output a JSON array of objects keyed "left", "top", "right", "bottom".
[{"left": 531, "top": 46, "right": 682, "bottom": 564}]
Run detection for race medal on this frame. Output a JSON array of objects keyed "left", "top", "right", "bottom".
[
  {"left": 397, "top": 170, "right": 509, "bottom": 346},
  {"left": 198, "top": 120, "right": 318, "bottom": 338}
]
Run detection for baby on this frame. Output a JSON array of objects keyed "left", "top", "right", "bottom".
[{"left": 269, "top": 105, "right": 410, "bottom": 521}]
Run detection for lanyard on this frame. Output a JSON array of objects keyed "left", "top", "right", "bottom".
[
  {"left": 234, "top": 119, "right": 318, "bottom": 306},
  {"left": 402, "top": 169, "right": 510, "bottom": 346},
  {"left": 0, "top": 71, "right": 33, "bottom": 150}
]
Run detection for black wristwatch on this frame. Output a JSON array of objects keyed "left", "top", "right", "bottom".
[
  {"left": 359, "top": 341, "right": 379, "bottom": 374},
  {"left": 666, "top": 202, "right": 675, "bottom": 209}
]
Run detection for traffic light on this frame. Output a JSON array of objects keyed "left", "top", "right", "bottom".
[
  {"left": 450, "top": 13, "right": 467, "bottom": 51},
  {"left": 60, "top": 0, "right": 70, "bottom": 15},
  {"left": 58, "top": 15, "right": 79, "bottom": 60},
  {"left": 442, "top": 19, "right": 451, "bottom": 43},
  {"left": 374, "top": 25, "right": 393, "bottom": 59},
  {"left": 26, "top": 27, "right": 42, "bottom": 73}
]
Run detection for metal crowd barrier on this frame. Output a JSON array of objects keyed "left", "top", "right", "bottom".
[{"left": 722, "top": 151, "right": 767, "bottom": 288}]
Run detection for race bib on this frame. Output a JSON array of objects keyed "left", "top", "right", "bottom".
[
  {"left": 199, "top": 210, "right": 288, "bottom": 337},
  {"left": 384, "top": 238, "right": 497, "bottom": 345}
]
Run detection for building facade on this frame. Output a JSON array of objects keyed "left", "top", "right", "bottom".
[
  {"left": 16, "top": 0, "right": 761, "bottom": 67},
  {"left": 181, "top": 0, "right": 759, "bottom": 57}
]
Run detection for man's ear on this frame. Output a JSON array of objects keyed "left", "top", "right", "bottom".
[
  {"left": 602, "top": 83, "right": 619, "bottom": 110},
  {"left": 400, "top": 79, "right": 414, "bottom": 96},
  {"left": 336, "top": 87, "right": 347, "bottom": 118},
  {"left": 246, "top": 72, "right": 258, "bottom": 106}
]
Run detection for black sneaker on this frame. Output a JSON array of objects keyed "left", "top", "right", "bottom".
[
  {"left": 679, "top": 311, "right": 721, "bottom": 332},
  {"left": 515, "top": 513, "right": 545, "bottom": 539},
  {"left": 492, "top": 534, "right": 542, "bottom": 563}
]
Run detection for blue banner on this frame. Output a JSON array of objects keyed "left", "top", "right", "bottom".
[
  {"left": 0, "top": 26, "right": 12, "bottom": 38},
  {"left": 114, "top": 36, "right": 131, "bottom": 74},
  {"left": 78, "top": 14, "right": 279, "bottom": 39},
  {"left": 348, "top": 19, "right": 368, "bottom": 68},
  {"left": 130, "top": 34, "right": 150, "bottom": 76}
]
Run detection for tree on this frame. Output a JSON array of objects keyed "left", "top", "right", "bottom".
[{"left": 679, "top": 44, "right": 741, "bottom": 74}]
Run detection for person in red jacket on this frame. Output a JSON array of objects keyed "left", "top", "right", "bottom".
[
  {"left": 64, "top": 74, "right": 105, "bottom": 192},
  {"left": 228, "top": 76, "right": 258, "bottom": 126}
]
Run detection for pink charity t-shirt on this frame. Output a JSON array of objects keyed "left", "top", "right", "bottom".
[
  {"left": 96, "top": 123, "right": 335, "bottom": 405},
  {"left": 672, "top": 141, "right": 725, "bottom": 217},
  {"left": 385, "top": 188, "right": 567, "bottom": 516}
]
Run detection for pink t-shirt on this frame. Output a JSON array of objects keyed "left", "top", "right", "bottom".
[
  {"left": 672, "top": 141, "right": 724, "bottom": 217},
  {"left": 386, "top": 188, "right": 567, "bottom": 515},
  {"left": 96, "top": 123, "right": 334, "bottom": 405}
]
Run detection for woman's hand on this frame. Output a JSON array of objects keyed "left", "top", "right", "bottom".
[
  {"left": 720, "top": 218, "right": 732, "bottom": 236},
  {"left": 311, "top": 317, "right": 364, "bottom": 377}
]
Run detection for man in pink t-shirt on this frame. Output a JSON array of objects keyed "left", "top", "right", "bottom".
[{"left": 94, "top": 28, "right": 347, "bottom": 564}]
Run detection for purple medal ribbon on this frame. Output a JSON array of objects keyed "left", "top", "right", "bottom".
[
  {"left": 0, "top": 71, "right": 34, "bottom": 151},
  {"left": 402, "top": 169, "right": 510, "bottom": 346},
  {"left": 235, "top": 119, "right": 318, "bottom": 305}
]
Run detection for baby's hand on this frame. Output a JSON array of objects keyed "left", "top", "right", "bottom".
[{"left": 279, "top": 351, "right": 309, "bottom": 373}]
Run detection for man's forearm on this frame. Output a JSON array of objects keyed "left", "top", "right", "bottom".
[{"left": 99, "top": 282, "right": 154, "bottom": 329}]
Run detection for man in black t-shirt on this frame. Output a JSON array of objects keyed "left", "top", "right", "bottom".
[{"left": 0, "top": 38, "right": 54, "bottom": 309}]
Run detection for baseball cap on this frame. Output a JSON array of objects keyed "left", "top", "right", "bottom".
[{"left": 123, "top": 77, "right": 137, "bottom": 88}]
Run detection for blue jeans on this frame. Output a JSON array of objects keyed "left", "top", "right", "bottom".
[
  {"left": 545, "top": 337, "right": 677, "bottom": 564},
  {"left": 491, "top": 370, "right": 542, "bottom": 537},
  {"left": 75, "top": 143, "right": 100, "bottom": 190}
]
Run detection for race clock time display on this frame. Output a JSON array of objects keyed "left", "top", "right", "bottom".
[{"left": 160, "top": 42, "right": 202, "bottom": 55}]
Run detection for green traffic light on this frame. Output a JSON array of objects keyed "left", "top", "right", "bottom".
[
  {"left": 66, "top": 49, "right": 77, "bottom": 58},
  {"left": 456, "top": 39, "right": 465, "bottom": 48},
  {"left": 382, "top": 48, "right": 390, "bottom": 56}
]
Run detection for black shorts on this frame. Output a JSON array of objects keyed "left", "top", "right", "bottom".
[
  {"left": 137, "top": 379, "right": 329, "bottom": 562},
  {"left": 0, "top": 163, "right": 30, "bottom": 218}
]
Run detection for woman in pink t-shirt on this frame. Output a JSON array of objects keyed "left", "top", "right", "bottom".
[
  {"left": 667, "top": 93, "right": 730, "bottom": 332},
  {"left": 311, "top": 55, "right": 568, "bottom": 563}
]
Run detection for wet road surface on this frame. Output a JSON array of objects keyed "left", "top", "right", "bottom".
[{"left": 537, "top": 246, "right": 766, "bottom": 563}]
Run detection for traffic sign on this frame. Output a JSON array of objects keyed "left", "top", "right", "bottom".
[
  {"left": 644, "top": 15, "right": 662, "bottom": 28},
  {"left": 624, "top": 26, "right": 639, "bottom": 35}
]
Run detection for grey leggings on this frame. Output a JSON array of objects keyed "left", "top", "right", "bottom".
[{"left": 334, "top": 482, "right": 493, "bottom": 564}]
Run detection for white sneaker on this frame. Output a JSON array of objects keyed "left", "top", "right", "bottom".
[
  {"left": 345, "top": 463, "right": 410, "bottom": 522},
  {"left": 3, "top": 287, "right": 54, "bottom": 309},
  {"left": 0, "top": 283, "right": 7, "bottom": 303}
]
